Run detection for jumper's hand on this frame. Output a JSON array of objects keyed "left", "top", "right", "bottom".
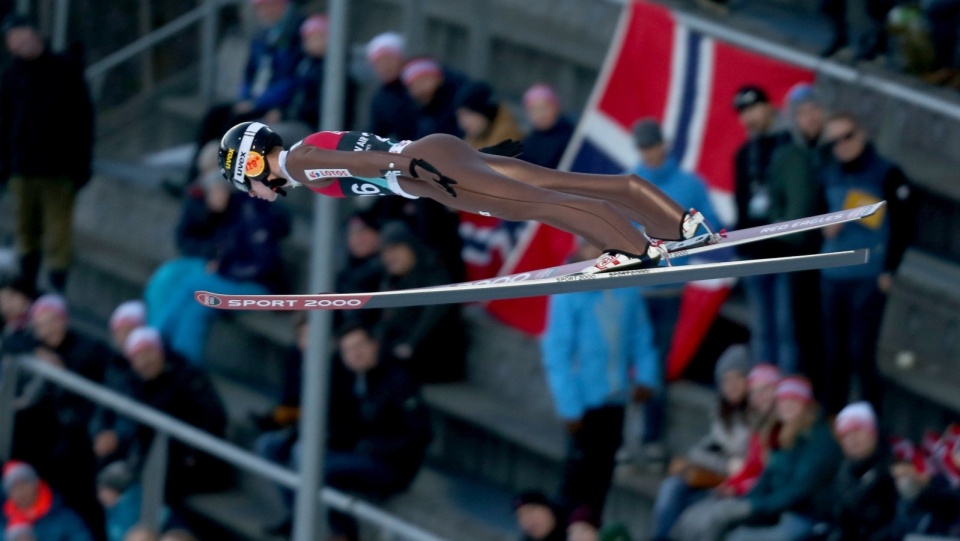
[{"left": 409, "top": 158, "right": 458, "bottom": 197}]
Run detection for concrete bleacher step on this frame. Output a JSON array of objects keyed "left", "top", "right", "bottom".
[{"left": 420, "top": 306, "right": 716, "bottom": 539}]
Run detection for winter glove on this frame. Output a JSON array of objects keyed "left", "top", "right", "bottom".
[{"left": 409, "top": 158, "right": 458, "bottom": 197}]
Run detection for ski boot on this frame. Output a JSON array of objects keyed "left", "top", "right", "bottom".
[{"left": 579, "top": 240, "right": 671, "bottom": 275}]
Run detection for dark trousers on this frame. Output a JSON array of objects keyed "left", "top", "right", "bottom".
[
  {"left": 820, "top": 276, "right": 886, "bottom": 414},
  {"left": 926, "top": 0, "right": 960, "bottom": 68},
  {"left": 11, "top": 176, "right": 76, "bottom": 289},
  {"left": 559, "top": 404, "right": 625, "bottom": 514},
  {"left": 643, "top": 294, "right": 679, "bottom": 444}
]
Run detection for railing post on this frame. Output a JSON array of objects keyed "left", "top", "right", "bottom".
[
  {"left": 199, "top": 0, "right": 219, "bottom": 101},
  {"left": 0, "top": 357, "right": 21, "bottom": 462},
  {"left": 139, "top": 432, "right": 169, "bottom": 532},
  {"left": 50, "top": 0, "right": 69, "bottom": 53}
]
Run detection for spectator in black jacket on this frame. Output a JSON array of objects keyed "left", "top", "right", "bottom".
[
  {"left": 520, "top": 83, "right": 575, "bottom": 169},
  {"left": 731, "top": 85, "right": 797, "bottom": 373},
  {"left": 0, "top": 275, "right": 36, "bottom": 353},
  {"left": 144, "top": 171, "right": 290, "bottom": 364},
  {"left": 122, "top": 327, "right": 229, "bottom": 506},
  {"left": 374, "top": 221, "right": 466, "bottom": 383},
  {"left": 0, "top": 15, "right": 94, "bottom": 293},
  {"left": 365, "top": 32, "right": 418, "bottom": 141},
  {"left": 824, "top": 402, "right": 898, "bottom": 541},
  {"left": 512, "top": 490, "right": 568, "bottom": 541},
  {"left": 268, "top": 14, "right": 356, "bottom": 130},
  {"left": 401, "top": 57, "right": 470, "bottom": 139},
  {"left": 267, "top": 322, "right": 432, "bottom": 539}
]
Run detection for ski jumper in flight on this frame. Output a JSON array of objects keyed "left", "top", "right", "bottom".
[{"left": 218, "top": 122, "right": 710, "bottom": 273}]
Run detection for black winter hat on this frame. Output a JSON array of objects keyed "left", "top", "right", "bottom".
[
  {"left": 1, "top": 13, "right": 35, "bottom": 34},
  {"left": 733, "top": 85, "right": 769, "bottom": 112},
  {"left": 511, "top": 490, "right": 552, "bottom": 511},
  {"left": 456, "top": 82, "right": 499, "bottom": 121}
]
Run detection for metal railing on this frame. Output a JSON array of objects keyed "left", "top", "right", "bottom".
[{"left": 0, "top": 354, "right": 447, "bottom": 541}]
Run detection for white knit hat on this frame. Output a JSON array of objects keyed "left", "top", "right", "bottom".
[
  {"left": 109, "top": 300, "right": 146, "bottom": 332},
  {"left": 835, "top": 401, "right": 878, "bottom": 436}
]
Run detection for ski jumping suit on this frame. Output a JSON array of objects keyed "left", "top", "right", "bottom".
[{"left": 279, "top": 131, "right": 686, "bottom": 255}]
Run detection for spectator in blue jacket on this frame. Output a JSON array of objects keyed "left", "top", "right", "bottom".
[
  {"left": 0, "top": 461, "right": 93, "bottom": 541},
  {"left": 145, "top": 171, "right": 291, "bottom": 364},
  {"left": 627, "top": 118, "right": 721, "bottom": 465},
  {"left": 818, "top": 112, "right": 915, "bottom": 414},
  {"left": 520, "top": 84, "right": 575, "bottom": 169},
  {"left": 541, "top": 238, "right": 660, "bottom": 515}
]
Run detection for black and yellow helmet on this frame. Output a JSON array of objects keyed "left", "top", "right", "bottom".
[{"left": 218, "top": 121, "right": 284, "bottom": 192}]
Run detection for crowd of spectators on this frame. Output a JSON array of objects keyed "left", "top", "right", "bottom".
[{"left": 1, "top": 0, "right": 958, "bottom": 540}]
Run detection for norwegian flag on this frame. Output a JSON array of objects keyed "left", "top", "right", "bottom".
[
  {"left": 459, "top": 214, "right": 575, "bottom": 335},
  {"left": 557, "top": 0, "right": 814, "bottom": 378}
]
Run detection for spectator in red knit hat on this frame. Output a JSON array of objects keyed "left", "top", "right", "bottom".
[
  {"left": 0, "top": 461, "right": 93, "bottom": 541},
  {"left": 88, "top": 301, "right": 144, "bottom": 468},
  {"left": 121, "top": 327, "right": 229, "bottom": 504},
  {"left": 520, "top": 83, "right": 574, "bottom": 169},
  {"left": 365, "top": 32, "right": 418, "bottom": 141},
  {"left": 400, "top": 56, "right": 470, "bottom": 138},
  {"left": 889, "top": 430, "right": 960, "bottom": 537},
  {"left": 673, "top": 376, "right": 842, "bottom": 541},
  {"left": 820, "top": 401, "right": 898, "bottom": 541}
]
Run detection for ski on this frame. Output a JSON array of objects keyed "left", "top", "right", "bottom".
[
  {"left": 452, "top": 201, "right": 886, "bottom": 286},
  {"left": 195, "top": 249, "right": 869, "bottom": 311}
]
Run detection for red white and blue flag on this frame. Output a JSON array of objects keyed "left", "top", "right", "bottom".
[
  {"left": 560, "top": 0, "right": 814, "bottom": 379},
  {"left": 458, "top": 0, "right": 813, "bottom": 348}
]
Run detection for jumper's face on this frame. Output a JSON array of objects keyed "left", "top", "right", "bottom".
[
  {"left": 793, "top": 101, "right": 825, "bottom": 141},
  {"left": 30, "top": 310, "right": 67, "bottom": 348},
  {"left": 370, "top": 52, "right": 404, "bottom": 83},
  {"left": 129, "top": 347, "right": 165, "bottom": 381},
  {"left": 338, "top": 328, "right": 379, "bottom": 374},
  {"left": 0, "top": 288, "right": 31, "bottom": 324},
  {"left": 6, "top": 27, "right": 43, "bottom": 60},
  {"left": 515, "top": 504, "right": 556, "bottom": 540},
  {"left": 525, "top": 98, "right": 559, "bottom": 132},
  {"left": 737, "top": 102, "right": 773, "bottom": 134},
  {"left": 456, "top": 108, "right": 490, "bottom": 139},
  {"left": 824, "top": 118, "right": 866, "bottom": 163},
  {"left": 406, "top": 73, "right": 442, "bottom": 105},
  {"left": 302, "top": 30, "right": 328, "bottom": 58},
  {"left": 720, "top": 371, "right": 749, "bottom": 404},
  {"left": 839, "top": 427, "right": 877, "bottom": 460},
  {"left": 249, "top": 179, "right": 279, "bottom": 202}
]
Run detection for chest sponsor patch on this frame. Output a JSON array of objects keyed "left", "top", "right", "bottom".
[{"left": 305, "top": 168, "right": 352, "bottom": 179}]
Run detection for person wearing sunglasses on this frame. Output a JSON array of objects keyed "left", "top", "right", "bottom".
[{"left": 818, "top": 112, "right": 915, "bottom": 417}]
